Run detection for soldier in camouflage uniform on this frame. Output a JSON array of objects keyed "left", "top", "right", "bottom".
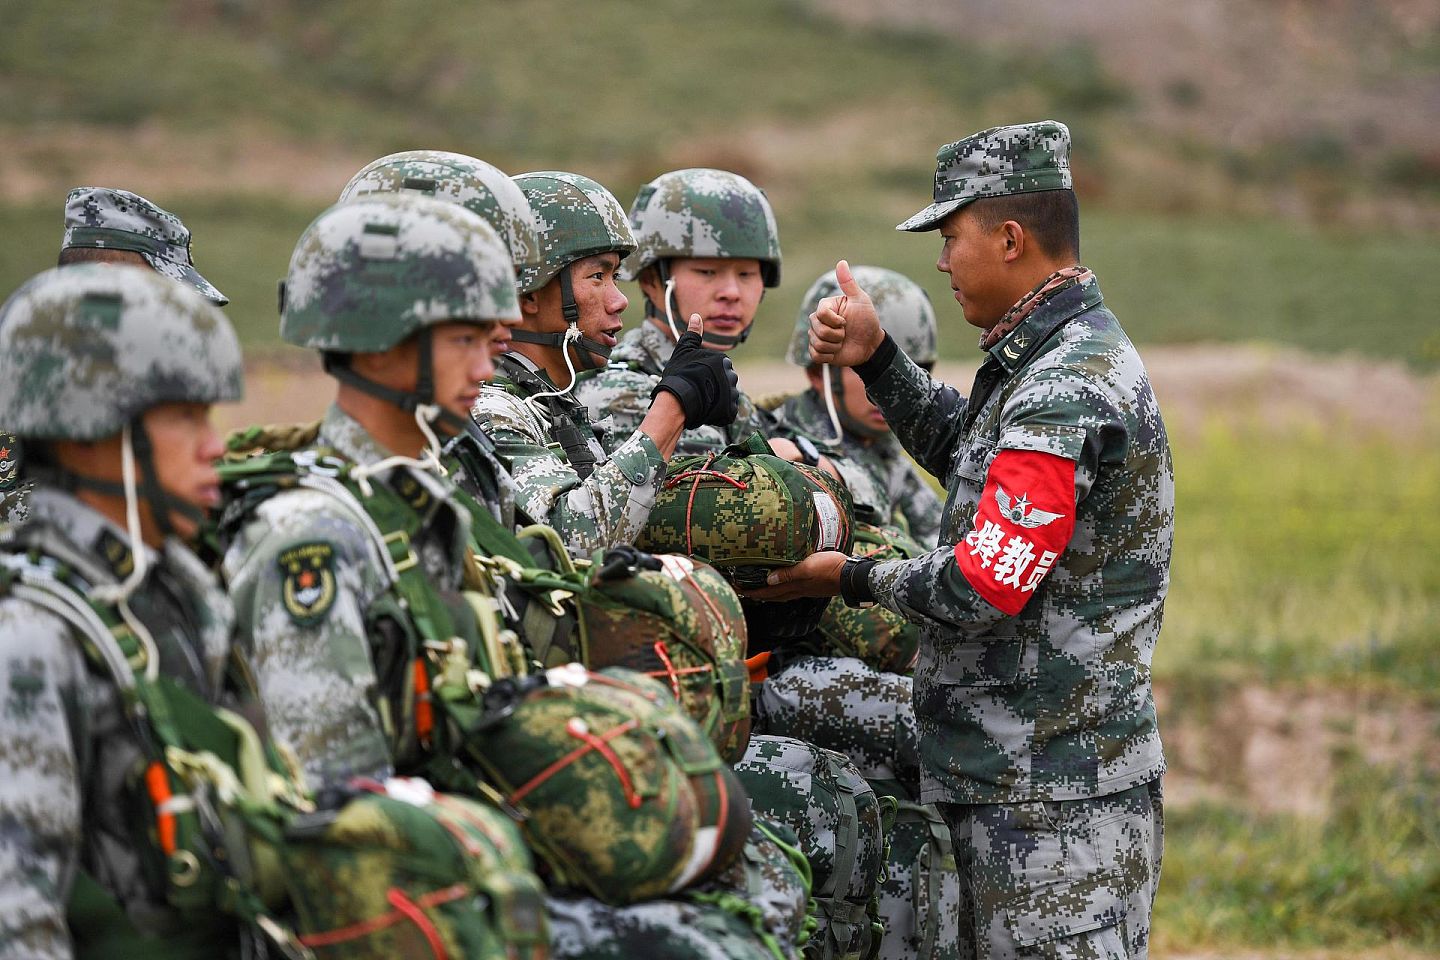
[
  {"left": 754, "top": 120, "right": 1173, "bottom": 959},
  {"left": 472, "top": 171, "right": 741, "bottom": 554},
  {"left": 773, "top": 267, "right": 945, "bottom": 547},
  {"left": 0, "top": 265, "right": 252, "bottom": 957},
  {"left": 1, "top": 189, "right": 226, "bottom": 526},
  {"left": 222, "top": 193, "right": 522, "bottom": 791},
  {"left": 572, "top": 167, "right": 790, "bottom": 456}
]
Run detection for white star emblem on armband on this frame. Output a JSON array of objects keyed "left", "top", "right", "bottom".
[{"left": 995, "top": 485, "right": 1065, "bottom": 529}]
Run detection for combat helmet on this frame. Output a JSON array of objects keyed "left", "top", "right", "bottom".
[
  {"left": 509, "top": 171, "right": 635, "bottom": 370},
  {"left": 338, "top": 150, "right": 545, "bottom": 290},
  {"left": 0, "top": 263, "right": 243, "bottom": 537},
  {"left": 621, "top": 168, "right": 782, "bottom": 348},
  {"left": 281, "top": 193, "right": 518, "bottom": 429},
  {"left": 787, "top": 265, "right": 938, "bottom": 440}
]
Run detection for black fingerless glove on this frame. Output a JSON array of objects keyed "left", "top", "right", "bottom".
[{"left": 652, "top": 331, "right": 741, "bottom": 428}]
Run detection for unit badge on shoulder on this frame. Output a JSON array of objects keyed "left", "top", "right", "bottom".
[{"left": 278, "top": 541, "right": 338, "bottom": 626}]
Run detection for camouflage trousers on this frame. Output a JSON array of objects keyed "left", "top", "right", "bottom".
[
  {"left": 546, "top": 820, "right": 811, "bottom": 960},
  {"left": 934, "top": 779, "right": 1164, "bottom": 960},
  {"left": 545, "top": 893, "right": 788, "bottom": 960}
]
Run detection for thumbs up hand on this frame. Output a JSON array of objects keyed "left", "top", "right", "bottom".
[{"left": 809, "top": 260, "right": 885, "bottom": 367}]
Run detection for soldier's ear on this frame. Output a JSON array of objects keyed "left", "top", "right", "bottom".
[
  {"left": 519, "top": 290, "right": 541, "bottom": 316},
  {"left": 1001, "top": 220, "right": 1025, "bottom": 263}
]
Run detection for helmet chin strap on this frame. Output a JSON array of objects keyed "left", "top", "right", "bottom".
[
  {"left": 325, "top": 329, "right": 471, "bottom": 436},
  {"left": 82, "top": 423, "right": 167, "bottom": 677},
  {"left": 522, "top": 326, "right": 584, "bottom": 407},
  {"left": 507, "top": 264, "right": 613, "bottom": 371},
  {"left": 350, "top": 403, "right": 449, "bottom": 498}
]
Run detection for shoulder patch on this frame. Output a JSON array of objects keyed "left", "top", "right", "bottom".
[
  {"left": 277, "top": 541, "right": 338, "bottom": 626},
  {"left": 93, "top": 527, "right": 135, "bottom": 580}
]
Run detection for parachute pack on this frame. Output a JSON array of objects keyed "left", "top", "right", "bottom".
[
  {"left": 734, "top": 735, "right": 892, "bottom": 960},
  {"left": 635, "top": 434, "right": 855, "bottom": 648}
]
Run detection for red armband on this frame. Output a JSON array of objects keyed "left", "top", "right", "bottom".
[{"left": 954, "top": 449, "right": 1076, "bottom": 616}]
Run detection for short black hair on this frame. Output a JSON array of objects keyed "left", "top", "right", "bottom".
[
  {"left": 969, "top": 189, "right": 1080, "bottom": 261},
  {"left": 57, "top": 247, "right": 149, "bottom": 268}
]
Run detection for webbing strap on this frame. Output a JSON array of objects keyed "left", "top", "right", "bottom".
[
  {"left": 492, "top": 356, "right": 599, "bottom": 479},
  {"left": 818, "top": 752, "right": 861, "bottom": 903}
]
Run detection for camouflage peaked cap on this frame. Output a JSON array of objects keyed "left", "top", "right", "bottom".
[
  {"left": 787, "top": 265, "right": 937, "bottom": 367},
  {"left": 620, "top": 168, "right": 781, "bottom": 286},
  {"left": 0, "top": 264, "right": 242, "bottom": 441},
  {"left": 511, "top": 172, "right": 635, "bottom": 293},
  {"left": 281, "top": 194, "right": 520, "bottom": 353},
  {"left": 62, "top": 187, "right": 229, "bottom": 305},
  {"left": 338, "top": 150, "right": 545, "bottom": 289},
  {"left": 896, "top": 120, "right": 1072, "bottom": 232}
]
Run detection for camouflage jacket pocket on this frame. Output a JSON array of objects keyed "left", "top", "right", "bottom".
[{"left": 932, "top": 638, "right": 1024, "bottom": 687}]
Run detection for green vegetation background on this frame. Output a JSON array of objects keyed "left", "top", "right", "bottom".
[{"left": 2, "top": 0, "right": 1437, "bottom": 952}]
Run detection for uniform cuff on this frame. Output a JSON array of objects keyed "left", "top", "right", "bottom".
[
  {"left": 854, "top": 333, "right": 899, "bottom": 385},
  {"left": 840, "top": 557, "right": 878, "bottom": 607}
]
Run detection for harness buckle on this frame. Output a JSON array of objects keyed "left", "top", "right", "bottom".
[{"left": 382, "top": 529, "right": 419, "bottom": 573}]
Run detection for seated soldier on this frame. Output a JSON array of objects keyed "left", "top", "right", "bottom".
[
  {"left": 0, "top": 266, "right": 268, "bottom": 957},
  {"left": 472, "top": 171, "right": 740, "bottom": 554},
  {"left": 772, "top": 266, "right": 944, "bottom": 548}
]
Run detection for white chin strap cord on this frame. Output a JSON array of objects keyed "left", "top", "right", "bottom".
[
  {"left": 663, "top": 278, "right": 682, "bottom": 342},
  {"left": 89, "top": 423, "right": 161, "bottom": 681},
  {"left": 351, "top": 403, "right": 450, "bottom": 498},
  {"left": 820, "top": 365, "right": 845, "bottom": 444},
  {"left": 523, "top": 325, "right": 583, "bottom": 407}
]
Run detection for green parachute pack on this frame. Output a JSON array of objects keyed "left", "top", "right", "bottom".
[
  {"left": 217, "top": 439, "right": 746, "bottom": 906},
  {"left": 634, "top": 433, "right": 855, "bottom": 648}
]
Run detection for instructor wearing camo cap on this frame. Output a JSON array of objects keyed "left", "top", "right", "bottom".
[{"left": 749, "top": 120, "right": 1175, "bottom": 959}]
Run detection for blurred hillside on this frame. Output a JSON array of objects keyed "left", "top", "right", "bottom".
[{"left": 2, "top": 0, "right": 1438, "bottom": 365}]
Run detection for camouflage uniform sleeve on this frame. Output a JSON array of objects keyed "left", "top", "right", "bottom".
[
  {"left": 861, "top": 349, "right": 970, "bottom": 478},
  {"left": 892, "top": 463, "right": 943, "bottom": 548},
  {"left": 222, "top": 489, "right": 395, "bottom": 788},
  {"left": 475, "top": 385, "right": 665, "bottom": 552},
  {"left": 869, "top": 365, "right": 1120, "bottom": 631},
  {"left": 0, "top": 599, "right": 87, "bottom": 960}
]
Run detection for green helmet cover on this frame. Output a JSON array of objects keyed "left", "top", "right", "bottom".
[
  {"left": 620, "top": 168, "right": 781, "bottom": 287},
  {"left": 338, "top": 150, "right": 545, "bottom": 289},
  {"left": 511, "top": 172, "right": 635, "bottom": 293},
  {"left": 0, "top": 264, "right": 242, "bottom": 441},
  {"left": 786, "top": 265, "right": 937, "bottom": 367},
  {"left": 281, "top": 194, "right": 520, "bottom": 353}
]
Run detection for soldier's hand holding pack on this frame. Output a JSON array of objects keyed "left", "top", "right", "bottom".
[{"left": 652, "top": 312, "right": 741, "bottom": 428}]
